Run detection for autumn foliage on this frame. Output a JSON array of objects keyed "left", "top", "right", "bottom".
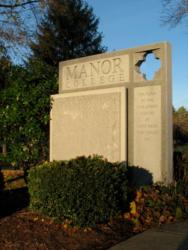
[{"left": 124, "top": 183, "right": 188, "bottom": 232}]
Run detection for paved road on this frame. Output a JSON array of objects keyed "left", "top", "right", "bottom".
[{"left": 109, "top": 220, "right": 188, "bottom": 250}]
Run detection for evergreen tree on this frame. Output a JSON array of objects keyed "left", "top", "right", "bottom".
[
  {"left": 0, "top": 44, "right": 11, "bottom": 90},
  {"left": 173, "top": 106, "right": 188, "bottom": 145},
  {"left": 0, "top": 62, "right": 57, "bottom": 168},
  {"left": 29, "top": 0, "right": 106, "bottom": 67}
]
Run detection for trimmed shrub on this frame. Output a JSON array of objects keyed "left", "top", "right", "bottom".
[
  {"left": 28, "top": 155, "right": 128, "bottom": 227},
  {"left": 0, "top": 170, "right": 4, "bottom": 192}
]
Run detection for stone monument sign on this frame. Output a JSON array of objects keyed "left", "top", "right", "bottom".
[{"left": 50, "top": 42, "right": 173, "bottom": 183}]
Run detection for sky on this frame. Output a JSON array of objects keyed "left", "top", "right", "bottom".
[{"left": 87, "top": 0, "right": 188, "bottom": 109}]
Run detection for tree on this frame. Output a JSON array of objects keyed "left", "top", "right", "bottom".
[
  {"left": 0, "top": 0, "right": 48, "bottom": 58},
  {"left": 177, "top": 106, "right": 187, "bottom": 113},
  {"left": 0, "top": 62, "right": 57, "bottom": 168},
  {"left": 173, "top": 106, "right": 188, "bottom": 145},
  {"left": 29, "top": 0, "right": 106, "bottom": 67},
  {"left": 0, "top": 0, "right": 106, "bottom": 170},
  {"left": 0, "top": 44, "right": 11, "bottom": 90},
  {"left": 161, "top": 0, "right": 188, "bottom": 27}
]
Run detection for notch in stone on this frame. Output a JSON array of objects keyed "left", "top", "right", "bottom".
[{"left": 134, "top": 49, "right": 161, "bottom": 81}]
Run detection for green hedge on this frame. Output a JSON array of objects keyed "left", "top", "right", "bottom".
[{"left": 28, "top": 155, "right": 128, "bottom": 227}]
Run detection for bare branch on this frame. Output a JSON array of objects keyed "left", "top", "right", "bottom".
[
  {"left": 161, "top": 0, "right": 188, "bottom": 27},
  {"left": 0, "top": 1, "right": 39, "bottom": 8}
]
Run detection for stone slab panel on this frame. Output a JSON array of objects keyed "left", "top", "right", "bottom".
[
  {"left": 133, "top": 85, "right": 162, "bottom": 182},
  {"left": 50, "top": 87, "right": 127, "bottom": 162}
]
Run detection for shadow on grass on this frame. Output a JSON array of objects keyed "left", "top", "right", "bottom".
[
  {"left": 127, "top": 165, "right": 153, "bottom": 188},
  {"left": 0, "top": 187, "right": 30, "bottom": 218}
]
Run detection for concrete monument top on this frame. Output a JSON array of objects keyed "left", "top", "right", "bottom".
[{"left": 59, "top": 42, "right": 170, "bottom": 93}]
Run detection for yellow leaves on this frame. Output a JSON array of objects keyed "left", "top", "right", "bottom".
[
  {"left": 135, "top": 191, "right": 142, "bottom": 202},
  {"left": 11, "top": 162, "right": 16, "bottom": 167},
  {"left": 63, "top": 219, "right": 70, "bottom": 229},
  {"left": 83, "top": 227, "right": 92, "bottom": 232},
  {"left": 123, "top": 212, "right": 131, "bottom": 220},
  {"left": 130, "top": 192, "right": 143, "bottom": 216},
  {"left": 176, "top": 207, "right": 183, "bottom": 219},
  {"left": 130, "top": 201, "right": 137, "bottom": 216},
  {"left": 123, "top": 183, "right": 188, "bottom": 233},
  {"left": 123, "top": 192, "right": 142, "bottom": 222},
  {"left": 123, "top": 200, "right": 139, "bottom": 222}
]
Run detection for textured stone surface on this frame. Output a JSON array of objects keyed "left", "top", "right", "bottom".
[{"left": 50, "top": 88, "right": 127, "bottom": 162}]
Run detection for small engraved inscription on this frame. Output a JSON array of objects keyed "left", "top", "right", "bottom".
[
  {"left": 134, "top": 86, "right": 161, "bottom": 142},
  {"left": 133, "top": 85, "right": 162, "bottom": 175}
]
